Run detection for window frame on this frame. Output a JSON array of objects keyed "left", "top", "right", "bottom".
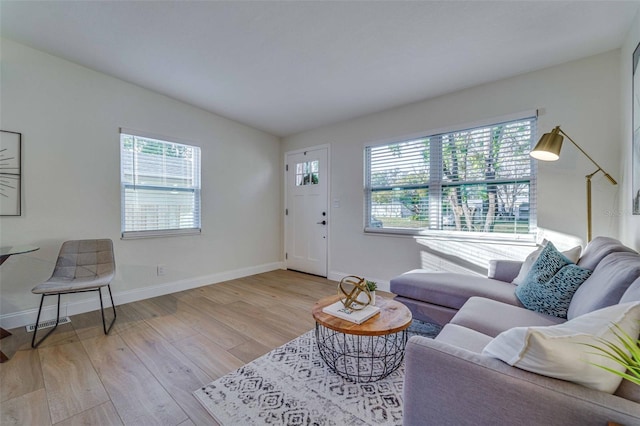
[
  {"left": 120, "top": 128, "right": 202, "bottom": 240},
  {"left": 364, "top": 112, "right": 538, "bottom": 243}
]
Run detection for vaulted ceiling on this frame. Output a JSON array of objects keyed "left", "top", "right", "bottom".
[{"left": 1, "top": 1, "right": 638, "bottom": 137}]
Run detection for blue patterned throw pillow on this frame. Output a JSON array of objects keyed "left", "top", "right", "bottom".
[
  {"left": 518, "top": 242, "right": 573, "bottom": 285},
  {"left": 515, "top": 264, "right": 592, "bottom": 318},
  {"left": 515, "top": 242, "right": 592, "bottom": 318}
]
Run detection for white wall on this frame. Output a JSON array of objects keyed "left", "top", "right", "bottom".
[
  {"left": 283, "top": 50, "right": 623, "bottom": 288},
  {"left": 620, "top": 11, "right": 640, "bottom": 250},
  {"left": 2, "top": 33, "right": 633, "bottom": 328},
  {"left": 0, "top": 39, "right": 282, "bottom": 328}
]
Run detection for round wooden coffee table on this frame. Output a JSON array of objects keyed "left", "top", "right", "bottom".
[{"left": 312, "top": 294, "right": 412, "bottom": 382}]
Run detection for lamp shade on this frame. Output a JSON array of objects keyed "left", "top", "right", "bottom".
[{"left": 530, "top": 127, "right": 563, "bottom": 161}]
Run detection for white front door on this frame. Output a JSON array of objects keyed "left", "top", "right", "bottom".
[{"left": 285, "top": 147, "right": 328, "bottom": 277}]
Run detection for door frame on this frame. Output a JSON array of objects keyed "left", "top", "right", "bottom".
[{"left": 284, "top": 144, "right": 331, "bottom": 276}]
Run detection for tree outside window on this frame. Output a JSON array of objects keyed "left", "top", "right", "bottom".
[{"left": 365, "top": 117, "right": 535, "bottom": 237}]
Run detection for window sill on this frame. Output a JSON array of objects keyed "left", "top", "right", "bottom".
[
  {"left": 364, "top": 227, "right": 536, "bottom": 246},
  {"left": 121, "top": 228, "right": 201, "bottom": 240}
]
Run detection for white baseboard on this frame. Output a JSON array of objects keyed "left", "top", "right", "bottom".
[
  {"left": 0, "top": 261, "right": 285, "bottom": 330},
  {"left": 328, "top": 270, "right": 390, "bottom": 292}
]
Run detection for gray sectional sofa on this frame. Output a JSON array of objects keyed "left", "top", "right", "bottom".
[{"left": 390, "top": 236, "right": 640, "bottom": 425}]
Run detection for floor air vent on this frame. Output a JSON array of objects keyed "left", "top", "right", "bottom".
[{"left": 26, "top": 316, "right": 71, "bottom": 333}]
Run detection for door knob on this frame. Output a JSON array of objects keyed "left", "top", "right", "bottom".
[{"left": 317, "top": 220, "right": 327, "bottom": 225}]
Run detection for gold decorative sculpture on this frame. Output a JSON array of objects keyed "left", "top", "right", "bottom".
[{"left": 338, "top": 275, "right": 371, "bottom": 310}]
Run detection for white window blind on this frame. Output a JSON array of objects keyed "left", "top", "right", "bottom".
[
  {"left": 120, "top": 130, "right": 201, "bottom": 238},
  {"left": 365, "top": 116, "right": 536, "bottom": 239}
]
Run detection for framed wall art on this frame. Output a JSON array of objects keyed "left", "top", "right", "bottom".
[
  {"left": 633, "top": 42, "right": 640, "bottom": 215},
  {"left": 0, "top": 130, "right": 22, "bottom": 216}
]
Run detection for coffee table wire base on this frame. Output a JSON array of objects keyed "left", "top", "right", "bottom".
[{"left": 315, "top": 323, "right": 408, "bottom": 383}]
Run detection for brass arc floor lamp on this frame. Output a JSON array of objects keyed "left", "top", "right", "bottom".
[{"left": 530, "top": 126, "right": 617, "bottom": 242}]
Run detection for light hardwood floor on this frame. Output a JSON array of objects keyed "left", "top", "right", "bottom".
[{"left": 0, "top": 270, "right": 337, "bottom": 426}]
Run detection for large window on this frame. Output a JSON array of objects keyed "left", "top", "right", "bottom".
[
  {"left": 120, "top": 129, "right": 201, "bottom": 238},
  {"left": 365, "top": 115, "right": 536, "bottom": 239}
]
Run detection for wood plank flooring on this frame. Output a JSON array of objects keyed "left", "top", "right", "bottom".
[{"left": 0, "top": 270, "right": 337, "bottom": 425}]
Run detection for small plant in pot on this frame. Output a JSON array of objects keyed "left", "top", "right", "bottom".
[
  {"left": 351, "top": 278, "right": 378, "bottom": 307},
  {"left": 366, "top": 280, "right": 377, "bottom": 305}
]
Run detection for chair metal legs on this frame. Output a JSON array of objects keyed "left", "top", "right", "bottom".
[
  {"left": 31, "top": 294, "right": 61, "bottom": 348},
  {"left": 99, "top": 285, "right": 117, "bottom": 335},
  {"left": 31, "top": 286, "right": 117, "bottom": 349}
]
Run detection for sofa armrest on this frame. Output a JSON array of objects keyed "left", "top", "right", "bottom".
[
  {"left": 403, "top": 336, "right": 640, "bottom": 426},
  {"left": 487, "top": 259, "right": 522, "bottom": 282}
]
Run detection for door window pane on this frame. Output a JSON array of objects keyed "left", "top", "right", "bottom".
[{"left": 296, "top": 160, "right": 319, "bottom": 186}]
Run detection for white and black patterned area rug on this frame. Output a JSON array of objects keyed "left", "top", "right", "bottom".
[{"left": 193, "top": 320, "right": 440, "bottom": 426}]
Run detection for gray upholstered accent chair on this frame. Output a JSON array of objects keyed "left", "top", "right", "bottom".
[{"left": 31, "top": 239, "right": 116, "bottom": 348}]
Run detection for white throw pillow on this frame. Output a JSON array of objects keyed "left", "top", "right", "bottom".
[
  {"left": 482, "top": 302, "right": 640, "bottom": 393},
  {"left": 511, "top": 240, "right": 582, "bottom": 285}
]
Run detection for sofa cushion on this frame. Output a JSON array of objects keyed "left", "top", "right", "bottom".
[
  {"left": 390, "top": 270, "right": 520, "bottom": 310},
  {"left": 620, "top": 276, "right": 640, "bottom": 304},
  {"left": 450, "top": 297, "right": 565, "bottom": 338},
  {"left": 435, "top": 323, "right": 493, "bottom": 353},
  {"left": 512, "top": 241, "right": 581, "bottom": 285},
  {"left": 568, "top": 252, "right": 640, "bottom": 319},
  {"left": 488, "top": 259, "right": 523, "bottom": 282},
  {"left": 615, "top": 375, "right": 640, "bottom": 404},
  {"left": 515, "top": 263, "right": 592, "bottom": 319},
  {"left": 482, "top": 302, "right": 640, "bottom": 393},
  {"left": 577, "top": 236, "right": 637, "bottom": 270}
]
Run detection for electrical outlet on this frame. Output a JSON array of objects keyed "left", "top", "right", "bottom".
[{"left": 157, "top": 265, "right": 165, "bottom": 276}]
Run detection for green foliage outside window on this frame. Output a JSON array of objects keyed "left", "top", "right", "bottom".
[{"left": 366, "top": 117, "right": 535, "bottom": 235}]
